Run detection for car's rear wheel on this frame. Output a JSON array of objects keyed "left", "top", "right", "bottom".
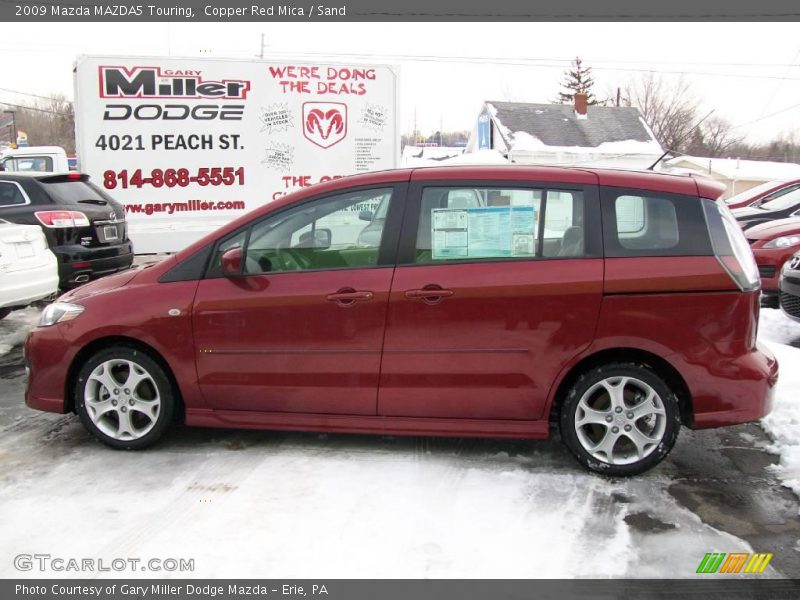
[
  {"left": 559, "top": 363, "right": 680, "bottom": 476},
  {"left": 74, "top": 346, "right": 175, "bottom": 449}
]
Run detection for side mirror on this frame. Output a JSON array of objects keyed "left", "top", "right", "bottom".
[
  {"left": 221, "top": 247, "right": 243, "bottom": 277},
  {"left": 297, "top": 228, "right": 331, "bottom": 249},
  {"left": 359, "top": 210, "right": 373, "bottom": 222}
]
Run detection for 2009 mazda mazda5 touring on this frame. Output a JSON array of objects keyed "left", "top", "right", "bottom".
[{"left": 24, "top": 165, "right": 778, "bottom": 476}]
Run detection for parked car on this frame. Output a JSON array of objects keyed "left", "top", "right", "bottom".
[
  {"left": 0, "top": 172, "right": 133, "bottom": 288},
  {"left": 25, "top": 166, "right": 777, "bottom": 476},
  {"left": 732, "top": 186, "right": 800, "bottom": 230},
  {"left": 0, "top": 219, "right": 58, "bottom": 319},
  {"left": 779, "top": 250, "right": 800, "bottom": 321},
  {"left": 744, "top": 217, "right": 800, "bottom": 307},
  {"left": 723, "top": 179, "right": 800, "bottom": 210}
]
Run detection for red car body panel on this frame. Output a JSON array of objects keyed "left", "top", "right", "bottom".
[
  {"left": 378, "top": 259, "right": 603, "bottom": 420},
  {"left": 192, "top": 268, "right": 393, "bottom": 414},
  {"left": 24, "top": 165, "right": 776, "bottom": 440}
]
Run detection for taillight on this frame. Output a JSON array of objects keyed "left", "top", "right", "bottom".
[
  {"left": 702, "top": 199, "right": 760, "bottom": 292},
  {"left": 35, "top": 210, "right": 91, "bottom": 228}
]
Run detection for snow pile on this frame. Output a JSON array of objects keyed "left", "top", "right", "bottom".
[
  {"left": 510, "top": 131, "right": 662, "bottom": 157},
  {"left": 0, "top": 307, "right": 40, "bottom": 354},
  {"left": 758, "top": 308, "right": 800, "bottom": 497}
]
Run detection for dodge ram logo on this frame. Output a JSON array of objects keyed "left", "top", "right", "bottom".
[{"left": 302, "top": 102, "right": 347, "bottom": 149}]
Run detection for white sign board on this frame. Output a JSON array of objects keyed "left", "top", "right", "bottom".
[{"left": 74, "top": 56, "right": 399, "bottom": 253}]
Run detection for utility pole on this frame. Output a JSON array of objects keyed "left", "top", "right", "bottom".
[{"left": 259, "top": 33, "right": 265, "bottom": 60}]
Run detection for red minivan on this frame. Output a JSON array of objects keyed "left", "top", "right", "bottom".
[{"left": 24, "top": 166, "right": 778, "bottom": 476}]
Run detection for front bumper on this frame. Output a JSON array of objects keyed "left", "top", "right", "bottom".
[
  {"left": 24, "top": 325, "right": 73, "bottom": 414},
  {"left": 779, "top": 267, "right": 800, "bottom": 321}
]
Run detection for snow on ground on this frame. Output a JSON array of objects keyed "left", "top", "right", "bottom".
[
  {"left": 0, "top": 424, "right": 757, "bottom": 578},
  {"left": 758, "top": 309, "right": 800, "bottom": 498},
  {"left": 0, "top": 307, "right": 40, "bottom": 354},
  {"left": 0, "top": 305, "right": 798, "bottom": 577}
]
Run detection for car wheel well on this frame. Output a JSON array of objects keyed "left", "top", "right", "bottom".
[
  {"left": 65, "top": 336, "right": 183, "bottom": 420},
  {"left": 549, "top": 348, "right": 693, "bottom": 429}
]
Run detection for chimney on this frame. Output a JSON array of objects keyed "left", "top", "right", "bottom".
[{"left": 574, "top": 92, "right": 588, "bottom": 118}]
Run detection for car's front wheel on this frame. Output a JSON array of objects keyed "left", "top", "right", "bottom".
[
  {"left": 559, "top": 363, "right": 681, "bottom": 476},
  {"left": 74, "top": 346, "right": 175, "bottom": 449}
]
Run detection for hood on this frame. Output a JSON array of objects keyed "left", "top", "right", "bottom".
[
  {"left": 744, "top": 217, "right": 800, "bottom": 241},
  {"left": 59, "top": 268, "right": 141, "bottom": 302}
]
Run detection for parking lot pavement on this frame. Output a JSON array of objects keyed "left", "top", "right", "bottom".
[{"left": 1, "top": 330, "right": 798, "bottom": 579}]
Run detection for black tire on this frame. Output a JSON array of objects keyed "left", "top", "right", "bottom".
[
  {"left": 74, "top": 345, "right": 176, "bottom": 450},
  {"left": 0, "top": 307, "right": 11, "bottom": 320},
  {"left": 559, "top": 362, "right": 681, "bottom": 476}
]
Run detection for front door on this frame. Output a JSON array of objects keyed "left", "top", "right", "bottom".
[
  {"left": 378, "top": 181, "right": 604, "bottom": 420},
  {"left": 193, "top": 185, "right": 402, "bottom": 415}
]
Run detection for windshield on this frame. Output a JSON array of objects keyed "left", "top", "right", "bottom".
[
  {"left": 725, "top": 181, "right": 782, "bottom": 205},
  {"left": 760, "top": 187, "right": 800, "bottom": 211}
]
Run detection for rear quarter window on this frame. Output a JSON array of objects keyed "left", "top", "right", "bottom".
[{"left": 601, "top": 187, "right": 712, "bottom": 257}]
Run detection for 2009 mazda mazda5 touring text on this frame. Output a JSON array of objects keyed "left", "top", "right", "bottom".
[{"left": 24, "top": 166, "right": 778, "bottom": 476}]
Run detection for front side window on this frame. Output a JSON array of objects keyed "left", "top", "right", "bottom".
[
  {"left": 0, "top": 182, "right": 27, "bottom": 207},
  {"left": 240, "top": 187, "right": 393, "bottom": 275},
  {"left": 414, "top": 186, "right": 585, "bottom": 263}
]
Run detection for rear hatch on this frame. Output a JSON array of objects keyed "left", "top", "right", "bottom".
[
  {"left": 33, "top": 174, "right": 127, "bottom": 248},
  {"left": 0, "top": 221, "right": 52, "bottom": 273}
]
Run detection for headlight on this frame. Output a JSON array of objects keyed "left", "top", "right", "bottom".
[
  {"left": 38, "top": 302, "right": 85, "bottom": 327},
  {"left": 763, "top": 235, "right": 800, "bottom": 249}
]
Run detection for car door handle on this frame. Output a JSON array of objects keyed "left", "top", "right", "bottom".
[
  {"left": 404, "top": 286, "right": 454, "bottom": 304},
  {"left": 326, "top": 288, "right": 374, "bottom": 307}
]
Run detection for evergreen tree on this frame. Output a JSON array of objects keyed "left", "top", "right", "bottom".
[{"left": 556, "top": 57, "right": 598, "bottom": 105}]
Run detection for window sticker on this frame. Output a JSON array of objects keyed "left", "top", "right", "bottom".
[
  {"left": 431, "top": 205, "right": 538, "bottom": 259},
  {"left": 432, "top": 208, "right": 469, "bottom": 258}
]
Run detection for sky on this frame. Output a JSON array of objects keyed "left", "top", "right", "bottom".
[{"left": 2, "top": 21, "right": 800, "bottom": 146}]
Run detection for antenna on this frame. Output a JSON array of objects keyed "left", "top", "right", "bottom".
[{"left": 646, "top": 109, "right": 715, "bottom": 170}]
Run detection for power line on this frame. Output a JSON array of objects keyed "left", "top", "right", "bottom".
[
  {"left": 730, "top": 101, "right": 800, "bottom": 130},
  {"left": 260, "top": 50, "right": 800, "bottom": 82},
  {"left": 0, "top": 87, "right": 67, "bottom": 102}
]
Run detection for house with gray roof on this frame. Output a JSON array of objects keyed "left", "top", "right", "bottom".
[{"left": 465, "top": 95, "right": 663, "bottom": 169}]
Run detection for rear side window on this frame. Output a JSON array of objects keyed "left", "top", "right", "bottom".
[
  {"left": 413, "top": 186, "right": 587, "bottom": 263},
  {"left": 601, "top": 187, "right": 712, "bottom": 257},
  {"left": 0, "top": 182, "right": 27, "bottom": 207}
]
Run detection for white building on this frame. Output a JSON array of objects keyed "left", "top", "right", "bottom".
[
  {"left": 662, "top": 156, "right": 800, "bottom": 199},
  {"left": 465, "top": 95, "right": 663, "bottom": 169}
]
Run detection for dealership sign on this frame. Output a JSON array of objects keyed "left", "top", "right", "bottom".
[{"left": 74, "top": 56, "right": 399, "bottom": 253}]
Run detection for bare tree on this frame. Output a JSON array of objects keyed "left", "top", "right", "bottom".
[
  {"left": 622, "top": 73, "right": 698, "bottom": 154},
  {"left": 686, "top": 116, "right": 743, "bottom": 157},
  {"left": 11, "top": 94, "right": 75, "bottom": 153}
]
